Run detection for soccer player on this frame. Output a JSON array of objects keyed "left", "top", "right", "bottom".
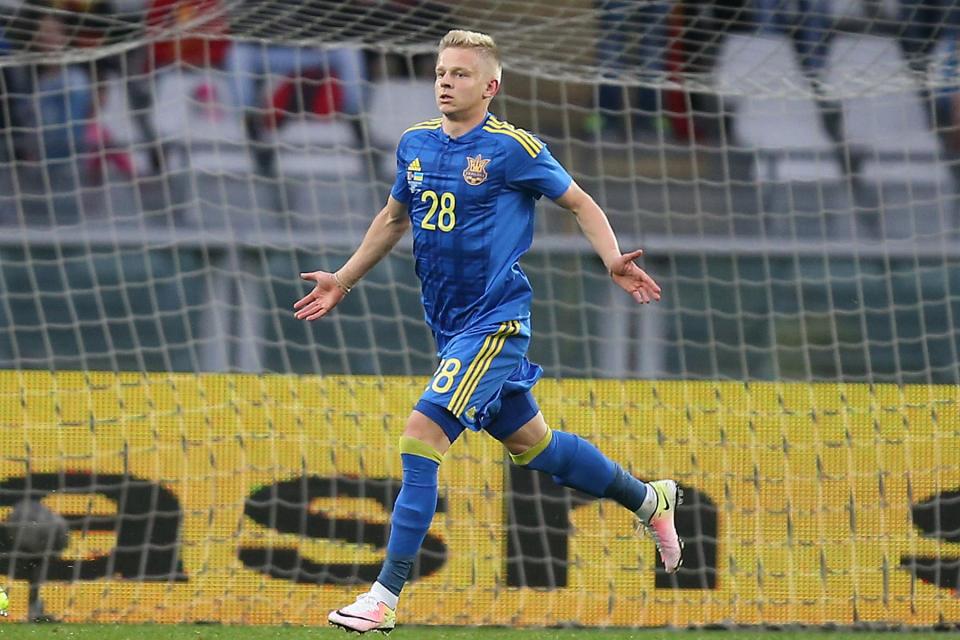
[{"left": 294, "top": 29, "right": 682, "bottom": 634}]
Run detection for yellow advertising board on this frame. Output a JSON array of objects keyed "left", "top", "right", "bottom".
[{"left": 0, "top": 371, "right": 958, "bottom": 627}]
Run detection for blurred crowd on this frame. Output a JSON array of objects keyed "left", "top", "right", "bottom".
[
  {"left": 0, "top": 0, "right": 445, "bottom": 185},
  {"left": 1, "top": 0, "right": 959, "bottom": 187},
  {"left": 593, "top": 0, "right": 960, "bottom": 147}
]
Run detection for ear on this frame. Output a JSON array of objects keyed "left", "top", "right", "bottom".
[{"left": 483, "top": 77, "right": 500, "bottom": 100}]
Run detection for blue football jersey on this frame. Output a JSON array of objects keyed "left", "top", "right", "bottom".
[{"left": 390, "top": 113, "right": 573, "bottom": 343}]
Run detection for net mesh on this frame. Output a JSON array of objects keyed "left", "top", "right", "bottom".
[
  {"left": 2, "top": 0, "right": 959, "bottom": 94},
  {"left": 0, "top": 0, "right": 959, "bottom": 628}
]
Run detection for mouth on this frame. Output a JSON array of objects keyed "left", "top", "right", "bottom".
[{"left": 438, "top": 94, "right": 453, "bottom": 103}]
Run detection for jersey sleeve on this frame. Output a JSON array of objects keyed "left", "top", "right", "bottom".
[
  {"left": 390, "top": 139, "right": 411, "bottom": 204},
  {"left": 504, "top": 139, "right": 573, "bottom": 200}
]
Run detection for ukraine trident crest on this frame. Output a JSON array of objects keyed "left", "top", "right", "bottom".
[{"left": 462, "top": 154, "right": 491, "bottom": 186}]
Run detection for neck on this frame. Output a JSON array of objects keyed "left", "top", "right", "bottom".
[{"left": 442, "top": 108, "right": 488, "bottom": 138}]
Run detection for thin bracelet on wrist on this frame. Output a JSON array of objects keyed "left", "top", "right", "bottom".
[{"left": 333, "top": 271, "right": 353, "bottom": 294}]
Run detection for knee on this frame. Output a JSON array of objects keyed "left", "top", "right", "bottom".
[
  {"left": 500, "top": 411, "right": 549, "bottom": 456},
  {"left": 403, "top": 414, "right": 452, "bottom": 456},
  {"left": 508, "top": 426, "right": 556, "bottom": 468}
]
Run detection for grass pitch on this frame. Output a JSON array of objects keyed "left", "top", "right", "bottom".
[{"left": 0, "top": 625, "right": 954, "bottom": 640}]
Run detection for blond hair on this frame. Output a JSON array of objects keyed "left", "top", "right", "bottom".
[{"left": 438, "top": 29, "right": 502, "bottom": 81}]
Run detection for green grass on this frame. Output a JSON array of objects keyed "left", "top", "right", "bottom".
[{"left": 0, "top": 625, "right": 954, "bottom": 640}]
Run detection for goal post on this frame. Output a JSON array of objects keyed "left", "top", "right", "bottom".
[{"left": 0, "top": 0, "right": 958, "bottom": 628}]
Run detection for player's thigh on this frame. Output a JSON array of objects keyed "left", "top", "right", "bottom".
[{"left": 421, "top": 320, "right": 527, "bottom": 430}]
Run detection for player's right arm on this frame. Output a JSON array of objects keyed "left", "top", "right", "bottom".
[{"left": 294, "top": 195, "right": 409, "bottom": 321}]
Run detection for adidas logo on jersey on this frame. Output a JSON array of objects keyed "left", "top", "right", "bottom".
[{"left": 406, "top": 158, "right": 424, "bottom": 193}]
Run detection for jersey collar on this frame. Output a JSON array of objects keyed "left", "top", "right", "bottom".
[{"left": 440, "top": 112, "right": 493, "bottom": 143}]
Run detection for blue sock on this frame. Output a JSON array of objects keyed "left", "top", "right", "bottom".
[
  {"left": 377, "top": 438, "right": 442, "bottom": 596},
  {"left": 602, "top": 464, "right": 648, "bottom": 512},
  {"left": 376, "top": 555, "right": 414, "bottom": 600},
  {"left": 511, "top": 428, "right": 616, "bottom": 498}
]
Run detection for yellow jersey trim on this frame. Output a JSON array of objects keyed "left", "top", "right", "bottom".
[
  {"left": 403, "top": 118, "right": 442, "bottom": 135},
  {"left": 483, "top": 124, "right": 542, "bottom": 158},
  {"left": 487, "top": 117, "right": 542, "bottom": 151},
  {"left": 484, "top": 116, "right": 543, "bottom": 157}
]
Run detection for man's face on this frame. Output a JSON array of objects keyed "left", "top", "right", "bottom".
[{"left": 435, "top": 47, "right": 497, "bottom": 118}]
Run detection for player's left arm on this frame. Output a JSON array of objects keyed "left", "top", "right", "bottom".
[{"left": 554, "top": 182, "right": 661, "bottom": 304}]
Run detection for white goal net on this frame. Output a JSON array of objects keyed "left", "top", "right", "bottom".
[{"left": 0, "top": 0, "right": 958, "bottom": 629}]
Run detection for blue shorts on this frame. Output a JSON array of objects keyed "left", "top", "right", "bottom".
[{"left": 414, "top": 319, "right": 543, "bottom": 443}]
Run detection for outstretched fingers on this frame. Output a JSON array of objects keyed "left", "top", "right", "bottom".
[
  {"left": 293, "top": 290, "right": 315, "bottom": 311},
  {"left": 304, "top": 306, "right": 329, "bottom": 321},
  {"left": 620, "top": 261, "right": 661, "bottom": 304},
  {"left": 639, "top": 271, "right": 661, "bottom": 299},
  {"left": 294, "top": 270, "right": 346, "bottom": 320},
  {"left": 295, "top": 299, "right": 328, "bottom": 321},
  {"left": 294, "top": 272, "right": 322, "bottom": 310},
  {"left": 633, "top": 281, "right": 661, "bottom": 304},
  {"left": 631, "top": 281, "right": 658, "bottom": 304}
]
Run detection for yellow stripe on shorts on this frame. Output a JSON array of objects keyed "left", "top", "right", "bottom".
[
  {"left": 448, "top": 321, "right": 520, "bottom": 417},
  {"left": 446, "top": 322, "right": 509, "bottom": 416}
]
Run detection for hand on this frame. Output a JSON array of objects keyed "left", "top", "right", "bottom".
[
  {"left": 294, "top": 271, "right": 347, "bottom": 321},
  {"left": 608, "top": 249, "right": 661, "bottom": 304}
]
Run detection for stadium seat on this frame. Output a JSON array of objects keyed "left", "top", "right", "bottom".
[
  {"left": 149, "top": 69, "right": 361, "bottom": 176},
  {"left": 367, "top": 79, "right": 437, "bottom": 147},
  {"left": 716, "top": 33, "right": 841, "bottom": 183},
  {"left": 827, "top": 34, "right": 948, "bottom": 185},
  {"left": 715, "top": 33, "right": 847, "bottom": 238}
]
